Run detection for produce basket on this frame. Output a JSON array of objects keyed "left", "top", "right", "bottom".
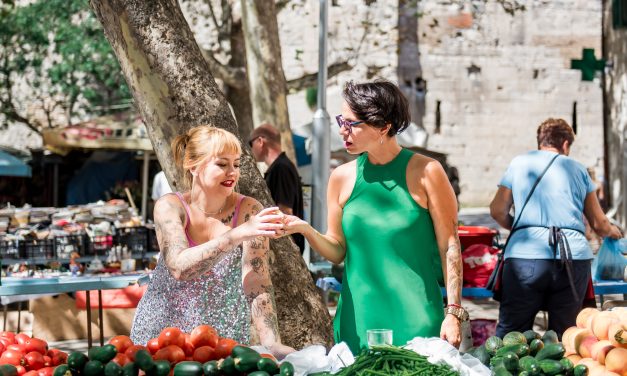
[
  {"left": 55, "top": 233, "right": 88, "bottom": 258},
  {"left": 116, "top": 226, "right": 149, "bottom": 257},
  {"left": 0, "top": 237, "right": 21, "bottom": 259}
]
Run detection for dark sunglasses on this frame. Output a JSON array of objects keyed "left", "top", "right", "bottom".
[
  {"left": 248, "top": 136, "right": 262, "bottom": 147},
  {"left": 335, "top": 115, "right": 364, "bottom": 134}
]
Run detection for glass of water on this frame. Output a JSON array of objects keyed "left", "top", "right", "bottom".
[{"left": 367, "top": 329, "right": 393, "bottom": 348}]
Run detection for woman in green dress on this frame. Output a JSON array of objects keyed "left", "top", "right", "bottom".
[{"left": 281, "top": 80, "right": 465, "bottom": 353}]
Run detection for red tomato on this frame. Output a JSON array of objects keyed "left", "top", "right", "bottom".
[
  {"left": 111, "top": 353, "right": 130, "bottom": 366},
  {"left": 157, "top": 328, "right": 185, "bottom": 349},
  {"left": 214, "top": 338, "right": 238, "bottom": 359},
  {"left": 0, "top": 349, "right": 25, "bottom": 366},
  {"left": 47, "top": 350, "right": 67, "bottom": 366},
  {"left": 124, "top": 345, "right": 148, "bottom": 362},
  {"left": 181, "top": 334, "right": 194, "bottom": 357},
  {"left": 23, "top": 371, "right": 38, "bottom": 376},
  {"left": 153, "top": 345, "right": 185, "bottom": 364},
  {"left": 108, "top": 335, "right": 133, "bottom": 354},
  {"left": 36, "top": 367, "right": 54, "bottom": 376},
  {"left": 190, "top": 325, "right": 219, "bottom": 349},
  {"left": 24, "top": 339, "right": 47, "bottom": 355},
  {"left": 1, "top": 331, "right": 16, "bottom": 343},
  {"left": 146, "top": 338, "right": 160, "bottom": 355},
  {"left": 8, "top": 344, "right": 26, "bottom": 354},
  {"left": 42, "top": 356, "right": 52, "bottom": 367},
  {"left": 15, "top": 334, "right": 30, "bottom": 345},
  {"left": 0, "top": 341, "right": 5, "bottom": 354},
  {"left": 0, "top": 337, "right": 14, "bottom": 348},
  {"left": 16, "top": 366, "right": 26, "bottom": 376},
  {"left": 24, "top": 351, "right": 45, "bottom": 370},
  {"left": 192, "top": 346, "right": 216, "bottom": 363}
]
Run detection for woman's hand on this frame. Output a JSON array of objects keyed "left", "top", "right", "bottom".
[
  {"left": 275, "top": 214, "right": 309, "bottom": 238},
  {"left": 608, "top": 224, "right": 624, "bottom": 239},
  {"left": 440, "top": 314, "right": 462, "bottom": 348},
  {"left": 234, "top": 207, "right": 285, "bottom": 242},
  {"left": 267, "top": 342, "right": 296, "bottom": 360}
]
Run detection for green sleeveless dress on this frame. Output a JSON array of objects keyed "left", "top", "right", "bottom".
[{"left": 334, "top": 148, "right": 445, "bottom": 354}]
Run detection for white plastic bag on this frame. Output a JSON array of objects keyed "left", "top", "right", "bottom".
[
  {"left": 282, "top": 345, "right": 330, "bottom": 376},
  {"left": 405, "top": 337, "right": 491, "bottom": 376}
]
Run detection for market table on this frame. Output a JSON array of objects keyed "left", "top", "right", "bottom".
[{"left": 0, "top": 273, "right": 150, "bottom": 348}]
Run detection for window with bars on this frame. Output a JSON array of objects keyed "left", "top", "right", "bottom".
[{"left": 614, "top": 0, "right": 627, "bottom": 28}]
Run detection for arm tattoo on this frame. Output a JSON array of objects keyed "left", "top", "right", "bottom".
[{"left": 446, "top": 220, "right": 463, "bottom": 305}]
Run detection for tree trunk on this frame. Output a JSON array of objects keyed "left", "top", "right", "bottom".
[
  {"left": 225, "top": 19, "right": 254, "bottom": 140},
  {"left": 398, "top": 0, "right": 425, "bottom": 129},
  {"left": 240, "top": 0, "right": 296, "bottom": 163},
  {"left": 89, "top": 0, "right": 333, "bottom": 348}
]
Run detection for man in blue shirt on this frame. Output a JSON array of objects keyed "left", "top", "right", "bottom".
[{"left": 490, "top": 118, "right": 622, "bottom": 338}]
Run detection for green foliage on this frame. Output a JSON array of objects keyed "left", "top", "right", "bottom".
[{"left": 0, "top": 0, "right": 130, "bottom": 129}]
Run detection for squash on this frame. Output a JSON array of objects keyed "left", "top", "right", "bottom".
[
  {"left": 591, "top": 340, "right": 615, "bottom": 364},
  {"left": 503, "top": 331, "right": 528, "bottom": 346},
  {"left": 608, "top": 323, "right": 627, "bottom": 349},
  {"left": 604, "top": 348, "right": 627, "bottom": 376},
  {"left": 578, "top": 308, "right": 600, "bottom": 329},
  {"left": 567, "top": 354, "right": 583, "bottom": 365},
  {"left": 579, "top": 336, "right": 600, "bottom": 358},
  {"left": 564, "top": 328, "right": 593, "bottom": 354},
  {"left": 485, "top": 336, "right": 504, "bottom": 355},
  {"left": 592, "top": 312, "right": 621, "bottom": 341}
]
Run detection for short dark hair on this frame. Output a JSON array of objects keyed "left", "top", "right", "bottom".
[
  {"left": 536, "top": 118, "right": 575, "bottom": 149},
  {"left": 342, "top": 79, "right": 410, "bottom": 136},
  {"left": 249, "top": 123, "right": 281, "bottom": 146}
]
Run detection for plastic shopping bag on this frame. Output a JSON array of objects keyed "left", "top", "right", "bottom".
[{"left": 592, "top": 237, "right": 627, "bottom": 281}]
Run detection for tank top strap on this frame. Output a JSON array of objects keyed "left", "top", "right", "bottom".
[
  {"left": 172, "top": 192, "right": 197, "bottom": 247},
  {"left": 232, "top": 195, "right": 246, "bottom": 228}
]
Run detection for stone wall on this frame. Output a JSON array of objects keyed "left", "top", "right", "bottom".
[{"left": 603, "top": 0, "right": 627, "bottom": 226}]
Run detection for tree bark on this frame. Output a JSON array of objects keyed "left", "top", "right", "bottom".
[
  {"left": 398, "top": 0, "right": 425, "bottom": 129},
  {"left": 89, "top": 0, "right": 333, "bottom": 348},
  {"left": 240, "top": 0, "right": 296, "bottom": 163}
]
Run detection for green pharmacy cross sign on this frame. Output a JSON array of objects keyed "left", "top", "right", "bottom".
[{"left": 570, "top": 48, "right": 606, "bottom": 81}]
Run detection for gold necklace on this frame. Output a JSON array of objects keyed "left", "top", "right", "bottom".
[{"left": 191, "top": 194, "right": 230, "bottom": 216}]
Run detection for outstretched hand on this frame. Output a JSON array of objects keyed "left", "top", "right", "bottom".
[
  {"left": 236, "top": 207, "right": 285, "bottom": 242},
  {"left": 274, "top": 214, "right": 309, "bottom": 238}
]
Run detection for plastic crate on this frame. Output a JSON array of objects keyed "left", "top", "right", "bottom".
[
  {"left": 458, "top": 225, "right": 499, "bottom": 251},
  {"left": 116, "top": 226, "right": 148, "bottom": 257},
  {"left": 0, "top": 238, "right": 21, "bottom": 259},
  {"left": 86, "top": 234, "right": 114, "bottom": 256},
  {"left": 55, "top": 234, "right": 87, "bottom": 259},
  {"left": 22, "top": 238, "right": 56, "bottom": 259}
]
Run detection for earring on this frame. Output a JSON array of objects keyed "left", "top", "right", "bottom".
[{"left": 379, "top": 136, "right": 383, "bottom": 145}]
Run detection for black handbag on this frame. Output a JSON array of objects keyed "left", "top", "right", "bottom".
[{"left": 486, "top": 154, "right": 559, "bottom": 301}]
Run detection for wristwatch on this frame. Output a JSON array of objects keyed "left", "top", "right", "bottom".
[{"left": 445, "top": 305, "right": 469, "bottom": 322}]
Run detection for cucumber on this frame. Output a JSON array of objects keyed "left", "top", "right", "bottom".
[
  {"left": 122, "top": 362, "right": 139, "bottom": 376},
  {"left": 495, "top": 344, "right": 530, "bottom": 358},
  {"left": 279, "top": 362, "right": 294, "bottom": 376},
  {"left": 68, "top": 352, "right": 89, "bottom": 372},
  {"left": 53, "top": 365, "right": 71, "bottom": 376},
  {"left": 134, "top": 350, "right": 155, "bottom": 372},
  {"left": 534, "top": 343, "right": 565, "bottom": 361},
  {"left": 559, "top": 357, "right": 574, "bottom": 374},
  {"left": 93, "top": 344, "right": 118, "bottom": 363},
  {"left": 202, "top": 361, "right": 219, "bottom": 376},
  {"left": 541, "top": 330, "right": 559, "bottom": 344},
  {"left": 0, "top": 365, "right": 17, "bottom": 376},
  {"left": 104, "top": 361, "right": 122, "bottom": 376},
  {"left": 538, "top": 359, "right": 564, "bottom": 376},
  {"left": 519, "top": 356, "right": 540, "bottom": 375},
  {"left": 153, "top": 360, "right": 171, "bottom": 376},
  {"left": 503, "top": 331, "right": 527, "bottom": 346},
  {"left": 523, "top": 330, "right": 541, "bottom": 344},
  {"left": 218, "top": 357, "right": 236, "bottom": 375},
  {"left": 492, "top": 367, "right": 513, "bottom": 376},
  {"left": 573, "top": 364, "right": 589, "bottom": 376},
  {"left": 485, "top": 336, "right": 504, "bottom": 355},
  {"left": 173, "top": 361, "right": 203, "bottom": 376},
  {"left": 247, "top": 372, "right": 270, "bottom": 376},
  {"left": 529, "top": 339, "right": 544, "bottom": 356},
  {"left": 502, "top": 352, "right": 519, "bottom": 373},
  {"left": 490, "top": 356, "right": 505, "bottom": 369},
  {"left": 84, "top": 360, "right": 105, "bottom": 376},
  {"left": 234, "top": 351, "right": 262, "bottom": 372},
  {"left": 231, "top": 345, "right": 259, "bottom": 358},
  {"left": 257, "top": 358, "right": 279, "bottom": 374}
]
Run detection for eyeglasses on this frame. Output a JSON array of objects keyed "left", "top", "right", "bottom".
[
  {"left": 335, "top": 115, "right": 364, "bottom": 134},
  {"left": 248, "top": 136, "right": 262, "bottom": 147}
]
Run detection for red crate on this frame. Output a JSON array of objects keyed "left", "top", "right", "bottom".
[{"left": 458, "top": 225, "right": 498, "bottom": 250}]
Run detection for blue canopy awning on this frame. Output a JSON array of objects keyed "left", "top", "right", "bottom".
[{"left": 0, "top": 150, "right": 31, "bottom": 177}]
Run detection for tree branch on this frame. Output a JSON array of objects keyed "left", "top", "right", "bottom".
[
  {"left": 201, "top": 49, "right": 247, "bottom": 90},
  {"left": 286, "top": 61, "right": 352, "bottom": 92}
]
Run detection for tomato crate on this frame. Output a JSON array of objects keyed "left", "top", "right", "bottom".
[
  {"left": 116, "top": 226, "right": 149, "bottom": 257},
  {"left": 22, "top": 238, "right": 56, "bottom": 259},
  {"left": 55, "top": 233, "right": 88, "bottom": 258},
  {"left": 0, "top": 237, "right": 21, "bottom": 259}
]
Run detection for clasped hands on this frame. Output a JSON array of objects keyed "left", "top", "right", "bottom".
[{"left": 237, "top": 207, "right": 305, "bottom": 241}]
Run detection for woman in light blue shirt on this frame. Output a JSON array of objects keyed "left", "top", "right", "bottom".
[{"left": 490, "top": 118, "right": 622, "bottom": 338}]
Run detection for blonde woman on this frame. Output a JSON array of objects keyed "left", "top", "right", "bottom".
[{"left": 131, "top": 126, "right": 294, "bottom": 358}]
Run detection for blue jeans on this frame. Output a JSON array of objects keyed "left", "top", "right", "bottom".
[{"left": 495, "top": 258, "right": 591, "bottom": 339}]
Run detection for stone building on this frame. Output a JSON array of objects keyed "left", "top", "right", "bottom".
[{"left": 603, "top": 0, "right": 627, "bottom": 226}]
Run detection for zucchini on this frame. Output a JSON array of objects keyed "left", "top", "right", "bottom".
[
  {"left": 538, "top": 359, "right": 564, "bottom": 376},
  {"left": 495, "top": 344, "right": 530, "bottom": 358},
  {"left": 202, "top": 361, "right": 219, "bottom": 376},
  {"left": 134, "top": 350, "right": 155, "bottom": 373},
  {"left": 234, "top": 352, "right": 262, "bottom": 372},
  {"left": 68, "top": 352, "right": 89, "bottom": 372},
  {"left": 559, "top": 357, "right": 574, "bottom": 374},
  {"left": 523, "top": 330, "right": 541, "bottom": 344},
  {"left": 529, "top": 339, "right": 544, "bottom": 356},
  {"left": 231, "top": 345, "right": 259, "bottom": 358},
  {"left": 218, "top": 357, "right": 236, "bottom": 375},
  {"left": 279, "top": 362, "right": 294, "bottom": 376},
  {"left": 153, "top": 360, "right": 171, "bottom": 376},
  {"left": 485, "top": 336, "right": 504, "bottom": 355},
  {"left": 53, "top": 365, "right": 71, "bottom": 376},
  {"left": 573, "top": 364, "right": 589, "bottom": 376},
  {"left": 534, "top": 343, "right": 565, "bottom": 361},
  {"left": 257, "top": 358, "right": 279, "bottom": 374},
  {"left": 519, "top": 356, "right": 540, "bottom": 375},
  {"left": 502, "top": 352, "right": 519, "bottom": 373},
  {"left": 84, "top": 360, "right": 105, "bottom": 376},
  {"left": 247, "top": 372, "right": 270, "bottom": 376},
  {"left": 173, "top": 361, "right": 203, "bottom": 376},
  {"left": 121, "top": 362, "right": 139, "bottom": 376},
  {"left": 541, "top": 330, "right": 559, "bottom": 344},
  {"left": 104, "top": 361, "right": 122, "bottom": 376},
  {"left": 91, "top": 344, "right": 118, "bottom": 363},
  {"left": 490, "top": 356, "right": 505, "bottom": 369},
  {"left": 503, "top": 331, "right": 527, "bottom": 346}
]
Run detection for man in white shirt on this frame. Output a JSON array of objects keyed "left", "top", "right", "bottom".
[{"left": 151, "top": 171, "right": 172, "bottom": 200}]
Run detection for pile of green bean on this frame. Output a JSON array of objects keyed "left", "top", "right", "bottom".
[{"left": 313, "top": 346, "right": 460, "bottom": 376}]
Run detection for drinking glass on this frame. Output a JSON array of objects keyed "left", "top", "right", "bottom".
[{"left": 367, "top": 329, "right": 393, "bottom": 348}]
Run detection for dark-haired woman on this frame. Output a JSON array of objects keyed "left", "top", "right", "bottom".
[
  {"left": 281, "top": 80, "right": 464, "bottom": 353},
  {"left": 490, "top": 118, "right": 622, "bottom": 338}
]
